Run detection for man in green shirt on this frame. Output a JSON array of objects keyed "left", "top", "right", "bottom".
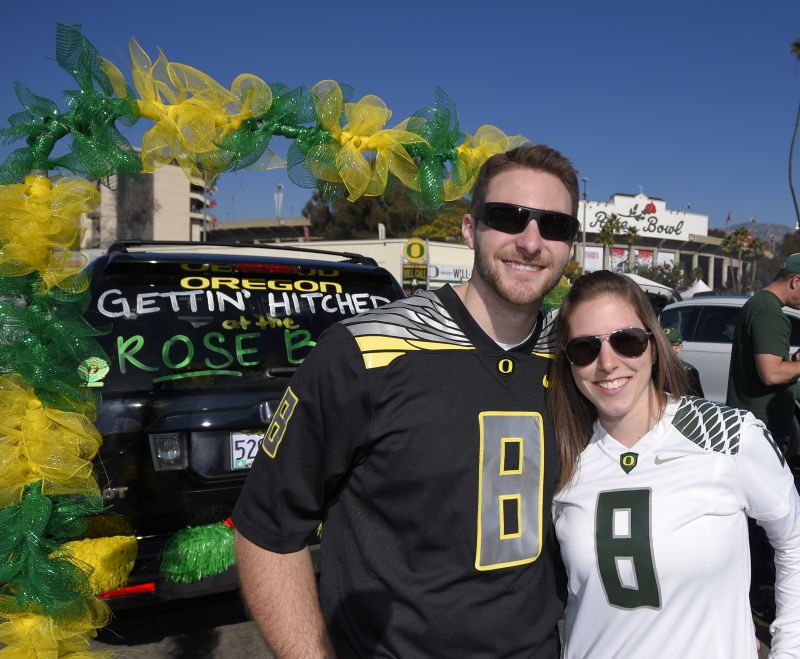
[
  {"left": 726, "top": 254, "right": 800, "bottom": 449},
  {"left": 726, "top": 253, "right": 800, "bottom": 626}
]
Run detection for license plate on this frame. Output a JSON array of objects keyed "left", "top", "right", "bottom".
[{"left": 230, "top": 430, "right": 264, "bottom": 470}]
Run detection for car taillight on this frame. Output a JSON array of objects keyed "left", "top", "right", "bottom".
[
  {"left": 148, "top": 432, "right": 187, "bottom": 471},
  {"left": 98, "top": 582, "right": 157, "bottom": 599},
  {"left": 234, "top": 262, "right": 299, "bottom": 274}
]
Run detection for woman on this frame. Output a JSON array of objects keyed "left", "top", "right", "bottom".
[{"left": 549, "top": 270, "right": 800, "bottom": 658}]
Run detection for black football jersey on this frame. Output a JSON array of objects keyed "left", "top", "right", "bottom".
[{"left": 234, "top": 285, "right": 563, "bottom": 658}]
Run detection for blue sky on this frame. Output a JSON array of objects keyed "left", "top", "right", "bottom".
[{"left": 1, "top": 0, "right": 799, "bottom": 229}]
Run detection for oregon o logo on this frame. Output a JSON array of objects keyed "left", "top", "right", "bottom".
[
  {"left": 620, "top": 452, "right": 638, "bottom": 474},
  {"left": 498, "top": 358, "right": 514, "bottom": 374},
  {"left": 403, "top": 238, "right": 427, "bottom": 263}
]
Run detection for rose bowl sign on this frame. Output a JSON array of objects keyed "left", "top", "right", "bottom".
[{"left": 581, "top": 193, "right": 707, "bottom": 242}]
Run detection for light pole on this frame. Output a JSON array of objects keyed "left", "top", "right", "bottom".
[
  {"left": 581, "top": 177, "right": 588, "bottom": 271},
  {"left": 275, "top": 182, "right": 284, "bottom": 224}
]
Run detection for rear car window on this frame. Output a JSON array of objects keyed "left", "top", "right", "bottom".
[
  {"left": 83, "top": 258, "right": 397, "bottom": 393},
  {"left": 692, "top": 306, "right": 740, "bottom": 343},
  {"left": 659, "top": 306, "right": 700, "bottom": 341}
]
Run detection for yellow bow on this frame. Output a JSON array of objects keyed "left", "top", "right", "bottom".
[
  {"left": 125, "top": 38, "right": 272, "bottom": 178},
  {"left": 0, "top": 175, "right": 97, "bottom": 291},
  {"left": 309, "top": 81, "right": 428, "bottom": 201},
  {"left": 443, "top": 125, "right": 528, "bottom": 201},
  {"left": 0, "top": 375, "right": 102, "bottom": 508}
]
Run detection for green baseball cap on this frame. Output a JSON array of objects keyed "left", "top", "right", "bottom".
[
  {"left": 663, "top": 326, "right": 683, "bottom": 345},
  {"left": 782, "top": 253, "right": 800, "bottom": 274}
]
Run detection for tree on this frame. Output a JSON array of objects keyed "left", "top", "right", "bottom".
[
  {"left": 303, "top": 184, "right": 423, "bottom": 239},
  {"left": 778, "top": 229, "right": 800, "bottom": 260},
  {"left": 721, "top": 227, "right": 752, "bottom": 292},
  {"left": 744, "top": 237, "right": 767, "bottom": 290},
  {"left": 414, "top": 199, "right": 469, "bottom": 242},
  {"left": 598, "top": 213, "right": 623, "bottom": 270},
  {"left": 790, "top": 37, "right": 800, "bottom": 227},
  {"left": 636, "top": 262, "right": 687, "bottom": 289},
  {"left": 302, "top": 184, "right": 469, "bottom": 241},
  {"left": 625, "top": 225, "right": 640, "bottom": 272},
  {"left": 563, "top": 260, "right": 583, "bottom": 284}
]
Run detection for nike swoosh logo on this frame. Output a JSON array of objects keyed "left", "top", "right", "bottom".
[{"left": 654, "top": 455, "right": 686, "bottom": 465}]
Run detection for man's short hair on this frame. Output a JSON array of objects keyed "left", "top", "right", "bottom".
[{"left": 469, "top": 144, "right": 580, "bottom": 217}]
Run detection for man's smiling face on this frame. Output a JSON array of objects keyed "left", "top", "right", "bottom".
[{"left": 463, "top": 167, "right": 573, "bottom": 308}]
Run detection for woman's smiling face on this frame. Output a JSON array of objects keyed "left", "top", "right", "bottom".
[{"left": 567, "top": 294, "right": 656, "bottom": 440}]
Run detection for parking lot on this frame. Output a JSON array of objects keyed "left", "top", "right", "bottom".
[
  {"left": 91, "top": 591, "right": 273, "bottom": 658},
  {"left": 91, "top": 589, "right": 771, "bottom": 658}
]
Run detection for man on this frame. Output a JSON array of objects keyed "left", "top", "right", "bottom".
[
  {"left": 233, "top": 144, "right": 579, "bottom": 658},
  {"left": 663, "top": 325, "right": 704, "bottom": 397},
  {"left": 726, "top": 254, "right": 800, "bottom": 626},
  {"left": 726, "top": 254, "right": 800, "bottom": 449}
]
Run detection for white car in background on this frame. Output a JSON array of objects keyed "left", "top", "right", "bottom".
[{"left": 659, "top": 294, "right": 800, "bottom": 456}]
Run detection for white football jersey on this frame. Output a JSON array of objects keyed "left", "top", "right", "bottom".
[{"left": 553, "top": 396, "right": 800, "bottom": 658}]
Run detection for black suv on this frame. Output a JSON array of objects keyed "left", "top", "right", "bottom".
[{"left": 81, "top": 240, "right": 404, "bottom": 607}]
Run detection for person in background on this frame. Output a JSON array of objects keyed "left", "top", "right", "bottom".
[
  {"left": 663, "top": 325, "right": 704, "bottom": 397},
  {"left": 727, "top": 254, "right": 800, "bottom": 625},
  {"left": 232, "top": 144, "right": 581, "bottom": 658},
  {"left": 726, "top": 254, "right": 800, "bottom": 451},
  {"left": 549, "top": 270, "right": 800, "bottom": 658}
]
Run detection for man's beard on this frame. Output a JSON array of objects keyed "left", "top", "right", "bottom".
[{"left": 473, "top": 238, "right": 566, "bottom": 307}]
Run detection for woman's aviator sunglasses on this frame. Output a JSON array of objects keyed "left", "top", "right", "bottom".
[
  {"left": 473, "top": 202, "right": 580, "bottom": 241},
  {"left": 564, "top": 327, "right": 653, "bottom": 367}
]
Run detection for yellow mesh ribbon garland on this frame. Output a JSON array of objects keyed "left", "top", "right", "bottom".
[
  {"left": 0, "top": 375, "right": 102, "bottom": 509},
  {"left": 310, "top": 80, "right": 428, "bottom": 201},
  {"left": 0, "top": 596, "right": 111, "bottom": 659},
  {"left": 57, "top": 537, "right": 137, "bottom": 596},
  {"left": 443, "top": 125, "right": 528, "bottom": 201},
  {"left": 127, "top": 38, "right": 272, "bottom": 178},
  {"left": 0, "top": 24, "right": 536, "bottom": 657},
  {"left": 0, "top": 174, "right": 98, "bottom": 292}
]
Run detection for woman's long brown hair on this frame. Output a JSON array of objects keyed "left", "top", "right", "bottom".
[{"left": 548, "top": 271, "right": 690, "bottom": 489}]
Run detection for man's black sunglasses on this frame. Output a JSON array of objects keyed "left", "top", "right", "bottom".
[
  {"left": 564, "top": 327, "right": 653, "bottom": 367},
  {"left": 473, "top": 202, "right": 580, "bottom": 241}
]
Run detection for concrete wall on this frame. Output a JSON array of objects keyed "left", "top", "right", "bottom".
[{"left": 153, "top": 166, "right": 191, "bottom": 241}]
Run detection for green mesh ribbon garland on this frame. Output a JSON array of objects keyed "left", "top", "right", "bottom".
[
  {"left": 285, "top": 84, "right": 356, "bottom": 204},
  {"left": 0, "top": 30, "right": 533, "bottom": 648},
  {"left": 0, "top": 24, "right": 140, "bottom": 185},
  {"left": 0, "top": 25, "right": 525, "bottom": 215},
  {"left": 0, "top": 484, "right": 103, "bottom": 620},
  {"left": 404, "top": 88, "right": 463, "bottom": 216},
  {"left": 201, "top": 82, "right": 318, "bottom": 174},
  {"left": 161, "top": 522, "right": 235, "bottom": 584},
  {"left": 0, "top": 288, "right": 105, "bottom": 415}
]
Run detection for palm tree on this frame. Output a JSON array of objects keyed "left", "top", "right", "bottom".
[
  {"left": 721, "top": 227, "right": 752, "bottom": 292},
  {"left": 790, "top": 38, "right": 800, "bottom": 228},
  {"left": 625, "top": 225, "right": 640, "bottom": 272},
  {"left": 744, "top": 237, "right": 766, "bottom": 290},
  {"left": 598, "top": 213, "right": 623, "bottom": 270}
]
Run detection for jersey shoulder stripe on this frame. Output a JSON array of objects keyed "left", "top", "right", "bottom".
[
  {"left": 670, "top": 396, "right": 747, "bottom": 455},
  {"left": 341, "top": 291, "right": 473, "bottom": 369},
  {"left": 531, "top": 308, "right": 557, "bottom": 357}
]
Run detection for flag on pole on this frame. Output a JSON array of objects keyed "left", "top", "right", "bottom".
[{"left": 726, "top": 211, "right": 732, "bottom": 224}]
